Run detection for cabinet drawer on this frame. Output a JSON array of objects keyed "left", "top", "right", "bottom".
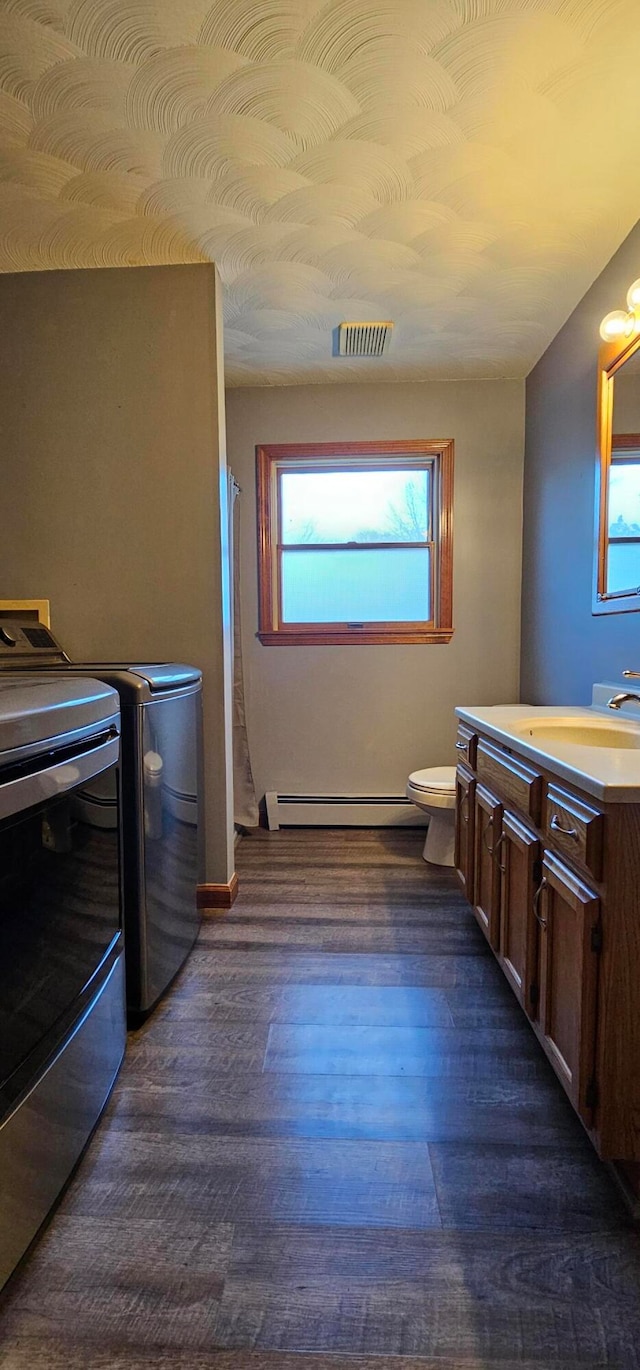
[
  {"left": 454, "top": 724, "right": 477, "bottom": 769},
  {"left": 476, "top": 739, "right": 543, "bottom": 824},
  {"left": 544, "top": 784, "right": 604, "bottom": 880}
]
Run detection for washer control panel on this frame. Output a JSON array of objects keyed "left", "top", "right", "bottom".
[{"left": 0, "top": 620, "right": 66, "bottom": 661}]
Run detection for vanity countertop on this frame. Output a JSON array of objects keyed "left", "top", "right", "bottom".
[{"left": 455, "top": 703, "right": 640, "bottom": 803}]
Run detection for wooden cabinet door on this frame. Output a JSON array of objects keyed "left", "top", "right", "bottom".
[
  {"left": 455, "top": 764, "right": 476, "bottom": 905},
  {"left": 473, "top": 784, "right": 502, "bottom": 950},
  {"left": 499, "top": 811, "right": 540, "bottom": 1017},
  {"left": 537, "top": 851, "right": 601, "bottom": 1124}
]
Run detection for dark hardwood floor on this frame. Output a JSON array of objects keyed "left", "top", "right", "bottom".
[{"left": 1, "top": 827, "right": 640, "bottom": 1369}]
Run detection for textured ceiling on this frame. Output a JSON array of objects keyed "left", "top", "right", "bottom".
[{"left": 1, "top": 1, "right": 640, "bottom": 386}]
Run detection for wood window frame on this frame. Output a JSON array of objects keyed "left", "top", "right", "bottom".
[
  {"left": 256, "top": 439, "right": 454, "bottom": 646},
  {"left": 594, "top": 327, "right": 640, "bottom": 615}
]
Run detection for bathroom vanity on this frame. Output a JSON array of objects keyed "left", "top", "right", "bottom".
[{"left": 454, "top": 694, "right": 640, "bottom": 1190}]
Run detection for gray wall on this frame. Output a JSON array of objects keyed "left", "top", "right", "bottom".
[
  {"left": 226, "top": 379, "right": 525, "bottom": 801},
  {"left": 0, "top": 263, "right": 234, "bottom": 884},
  {"left": 522, "top": 220, "right": 640, "bottom": 704}
]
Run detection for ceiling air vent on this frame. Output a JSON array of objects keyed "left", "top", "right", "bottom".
[{"left": 338, "top": 321, "right": 393, "bottom": 358}]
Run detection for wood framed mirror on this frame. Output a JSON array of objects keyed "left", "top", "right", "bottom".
[{"left": 594, "top": 327, "right": 640, "bottom": 614}]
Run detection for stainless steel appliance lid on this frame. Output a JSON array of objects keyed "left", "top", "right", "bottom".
[
  {"left": 26, "top": 664, "right": 203, "bottom": 703},
  {"left": 77, "top": 664, "right": 202, "bottom": 691},
  {"left": 0, "top": 677, "right": 120, "bottom": 763},
  {"left": 0, "top": 663, "right": 201, "bottom": 704}
]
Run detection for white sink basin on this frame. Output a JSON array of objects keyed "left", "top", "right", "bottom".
[{"left": 511, "top": 717, "right": 640, "bottom": 749}]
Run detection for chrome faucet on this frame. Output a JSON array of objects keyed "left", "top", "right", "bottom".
[{"left": 607, "top": 691, "right": 640, "bottom": 710}]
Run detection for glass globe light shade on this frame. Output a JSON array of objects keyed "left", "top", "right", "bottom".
[
  {"left": 626, "top": 279, "right": 640, "bottom": 312},
  {"left": 599, "top": 309, "right": 634, "bottom": 342}
]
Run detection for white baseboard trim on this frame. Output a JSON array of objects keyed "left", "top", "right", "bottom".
[{"left": 265, "top": 792, "right": 428, "bottom": 830}]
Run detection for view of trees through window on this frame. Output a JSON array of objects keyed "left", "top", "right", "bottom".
[
  {"left": 607, "top": 455, "right": 640, "bottom": 594},
  {"left": 608, "top": 458, "right": 640, "bottom": 537},
  {"left": 279, "top": 467, "right": 432, "bottom": 624},
  {"left": 281, "top": 469, "right": 429, "bottom": 546}
]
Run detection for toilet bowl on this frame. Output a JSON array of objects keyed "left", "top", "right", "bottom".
[{"left": 406, "top": 766, "right": 457, "bottom": 866}]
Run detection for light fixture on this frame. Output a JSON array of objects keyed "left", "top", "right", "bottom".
[
  {"left": 600, "top": 277, "right": 640, "bottom": 342},
  {"left": 600, "top": 309, "right": 635, "bottom": 342}
]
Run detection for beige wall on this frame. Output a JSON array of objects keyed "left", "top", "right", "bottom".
[
  {"left": 0, "top": 263, "right": 234, "bottom": 884},
  {"left": 226, "top": 379, "right": 525, "bottom": 801}
]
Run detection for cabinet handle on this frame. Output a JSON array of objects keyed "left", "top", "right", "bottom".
[
  {"left": 482, "top": 815, "right": 494, "bottom": 855},
  {"left": 623, "top": 669, "right": 640, "bottom": 678},
  {"left": 494, "top": 830, "right": 507, "bottom": 873},
  {"left": 533, "top": 875, "right": 548, "bottom": 929},
  {"left": 455, "top": 740, "right": 467, "bottom": 752},
  {"left": 550, "top": 814, "right": 578, "bottom": 839}
]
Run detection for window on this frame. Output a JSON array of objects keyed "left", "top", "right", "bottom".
[
  {"left": 600, "top": 436, "right": 640, "bottom": 600},
  {"left": 256, "top": 440, "right": 454, "bottom": 645}
]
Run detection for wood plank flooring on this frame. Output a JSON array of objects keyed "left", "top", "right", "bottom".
[{"left": 1, "top": 826, "right": 640, "bottom": 1370}]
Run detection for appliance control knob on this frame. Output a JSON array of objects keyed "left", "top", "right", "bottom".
[{"left": 0, "top": 627, "right": 16, "bottom": 646}]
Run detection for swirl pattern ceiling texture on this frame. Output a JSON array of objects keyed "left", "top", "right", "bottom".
[{"left": 1, "top": 0, "right": 640, "bottom": 384}]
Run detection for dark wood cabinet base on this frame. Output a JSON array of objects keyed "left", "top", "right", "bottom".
[{"left": 455, "top": 721, "right": 640, "bottom": 1170}]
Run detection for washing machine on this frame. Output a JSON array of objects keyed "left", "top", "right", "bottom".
[{"left": 0, "top": 620, "right": 203, "bottom": 1023}]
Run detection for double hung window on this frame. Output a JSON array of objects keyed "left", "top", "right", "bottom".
[
  {"left": 600, "top": 436, "right": 640, "bottom": 601},
  {"left": 256, "top": 440, "right": 454, "bottom": 645}
]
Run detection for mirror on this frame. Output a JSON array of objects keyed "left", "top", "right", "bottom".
[{"left": 594, "top": 329, "right": 640, "bottom": 613}]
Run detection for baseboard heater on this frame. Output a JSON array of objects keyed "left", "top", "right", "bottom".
[{"left": 265, "top": 792, "right": 428, "bottom": 830}]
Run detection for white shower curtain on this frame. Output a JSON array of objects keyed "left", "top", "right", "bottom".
[{"left": 229, "top": 472, "right": 259, "bottom": 829}]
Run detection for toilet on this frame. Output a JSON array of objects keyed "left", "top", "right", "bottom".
[{"left": 406, "top": 766, "right": 457, "bottom": 866}]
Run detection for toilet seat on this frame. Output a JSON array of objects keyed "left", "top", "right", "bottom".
[
  {"left": 408, "top": 766, "right": 456, "bottom": 794},
  {"left": 407, "top": 766, "right": 456, "bottom": 809}
]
